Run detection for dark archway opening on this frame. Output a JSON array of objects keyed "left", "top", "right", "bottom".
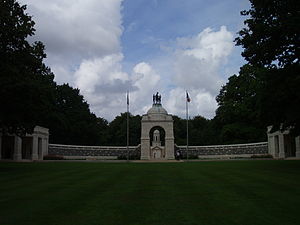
[{"left": 149, "top": 126, "right": 165, "bottom": 146}]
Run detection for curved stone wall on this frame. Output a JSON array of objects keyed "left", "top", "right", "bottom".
[{"left": 49, "top": 144, "right": 141, "bottom": 159}]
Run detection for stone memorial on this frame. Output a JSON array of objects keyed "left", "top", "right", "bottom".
[{"left": 140, "top": 92, "right": 175, "bottom": 160}]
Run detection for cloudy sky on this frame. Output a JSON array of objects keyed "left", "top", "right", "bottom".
[{"left": 20, "top": 0, "right": 250, "bottom": 121}]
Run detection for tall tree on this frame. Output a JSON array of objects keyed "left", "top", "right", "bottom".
[
  {"left": 47, "top": 84, "right": 108, "bottom": 145},
  {"left": 189, "top": 116, "right": 220, "bottom": 145},
  {"left": 0, "top": 0, "right": 56, "bottom": 135},
  {"left": 235, "top": 0, "right": 300, "bottom": 134},
  {"left": 215, "top": 65, "right": 267, "bottom": 143}
]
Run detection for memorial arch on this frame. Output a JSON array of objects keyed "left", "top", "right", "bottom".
[{"left": 141, "top": 93, "right": 174, "bottom": 160}]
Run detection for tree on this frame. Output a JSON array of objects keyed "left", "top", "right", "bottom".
[
  {"left": 235, "top": 0, "right": 300, "bottom": 134},
  {"left": 215, "top": 65, "right": 267, "bottom": 143},
  {"left": 107, "top": 113, "right": 141, "bottom": 146},
  {"left": 173, "top": 115, "right": 186, "bottom": 145},
  {"left": 0, "top": 0, "right": 56, "bottom": 135},
  {"left": 46, "top": 84, "right": 108, "bottom": 145},
  {"left": 173, "top": 115, "right": 220, "bottom": 145},
  {"left": 235, "top": 0, "right": 299, "bottom": 68}
]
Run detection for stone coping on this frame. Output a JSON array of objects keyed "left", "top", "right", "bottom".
[{"left": 176, "top": 142, "right": 267, "bottom": 148}]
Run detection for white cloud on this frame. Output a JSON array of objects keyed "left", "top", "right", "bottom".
[
  {"left": 74, "top": 54, "right": 135, "bottom": 120},
  {"left": 75, "top": 54, "right": 128, "bottom": 94},
  {"left": 163, "top": 26, "right": 234, "bottom": 118},
  {"left": 130, "top": 62, "right": 161, "bottom": 115},
  {"left": 165, "top": 88, "right": 217, "bottom": 119},
  {"left": 173, "top": 26, "right": 233, "bottom": 94},
  {"left": 21, "top": 0, "right": 123, "bottom": 83},
  {"left": 74, "top": 57, "right": 161, "bottom": 120}
]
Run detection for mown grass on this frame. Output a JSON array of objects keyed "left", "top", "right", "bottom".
[{"left": 0, "top": 160, "right": 299, "bottom": 225}]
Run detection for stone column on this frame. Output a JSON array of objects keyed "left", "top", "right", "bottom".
[
  {"left": 278, "top": 133, "right": 285, "bottom": 158},
  {"left": 40, "top": 138, "right": 48, "bottom": 160},
  {"left": 165, "top": 137, "right": 175, "bottom": 159},
  {"left": 13, "top": 135, "right": 22, "bottom": 160},
  {"left": 295, "top": 136, "right": 300, "bottom": 158},
  {"left": 32, "top": 135, "right": 38, "bottom": 160},
  {"left": 267, "top": 134, "right": 275, "bottom": 157},
  {"left": 141, "top": 138, "right": 150, "bottom": 160}
]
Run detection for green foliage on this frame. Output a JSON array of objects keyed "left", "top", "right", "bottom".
[
  {"left": 235, "top": 0, "right": 299, "bottom": 68},
  {"left": 173, "top": 115, "right": 221, "bottom": 145},
  {"left": 107, "top": 113, "right": 141, "bottom": 146},
  {"left": 172, "top": 115, "right": 186, "bottom": 145},
  {"left": 46, "top": 84, "right": 109, "bottom": 145},
  {"left": 235, "top": 0, "right": 300, "bottom": 135},
  {"left": 0, "top": 0, "right": 56, "bottom": 135},
  {"left": 215, "top": 65, "right": 266, "bottom": 143},
  {"left": 260, "top": 65, "right": 300, "bottom": 135}
]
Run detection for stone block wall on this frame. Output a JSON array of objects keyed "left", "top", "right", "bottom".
[
  {"left": 175, "top": 142, "right": 268, "bottom": 158},
  {"left": 49, "top": 144, "right": 141, "bottom": 159}
]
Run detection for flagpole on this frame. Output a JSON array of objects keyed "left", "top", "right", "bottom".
[
  {"left": 186, "top": 91, "right": 189, "bottom": 161},
  {"left": 127, "top": 91, "right": 129, "bottom": 162}
]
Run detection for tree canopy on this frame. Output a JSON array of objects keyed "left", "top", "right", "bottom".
[
  {"left": 233, "top": 0, "right": 300, "bottom": 135},
  {"left": 235, "top": 0, "right": 299, "bottom": 68},
  {"left": 215, "top": 65, "right": 267, "bottom": 143}
]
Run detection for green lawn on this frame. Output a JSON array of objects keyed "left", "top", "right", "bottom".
[{"left": 0, "top": 160, "right": 299, "bottom": 225}]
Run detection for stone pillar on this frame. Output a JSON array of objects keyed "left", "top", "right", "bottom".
[
  {"left": 32, "top": 135, "right": 38, "bottom": 160},
  {"left": 13, "top": 135, "right": 22, "bottom": 160},
  {"left": 45, "top": 138, "right": 49, "bottom": 156},
  {"left": 267, "top": 134, "right": 275, "bottom": 157},
  {"left": 165, "top": 137, "right": 175, "bottom": 159},
  {"left": 278, "top": 133, "right": 285, "bottom": 158},
  {"left": 141, "top": 138, "right": 150, "bottom": 160},
  {"left": 267, "top": 126, "right": 278, "bottom": 158},
  {"left": 295, "top": 136, "right": 300, "bottom": 158},
  {"left": 40, "top": 138, "right": 48, "bottom": 160}
]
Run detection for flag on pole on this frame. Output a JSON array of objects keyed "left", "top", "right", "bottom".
[
  {"left": 126, "top": 91, "right": 129, "bottom": 161},
  {"left": 127, "top": 91, "right": 129, "bottom": 105},
  {"left": 186, "top": 91, "right": 191, "bottom": 102}
]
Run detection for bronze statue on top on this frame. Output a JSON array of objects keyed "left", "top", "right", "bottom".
[{"left": 153, "top": 92, "right": 162, "bottom": 105}]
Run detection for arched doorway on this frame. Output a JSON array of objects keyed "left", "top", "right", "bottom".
[
  {"left": 149, "top": 126, "right": 165, "bottom": 159},
  {"left": 149, "top": 126, "right": 165, "bottom": 146}
]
